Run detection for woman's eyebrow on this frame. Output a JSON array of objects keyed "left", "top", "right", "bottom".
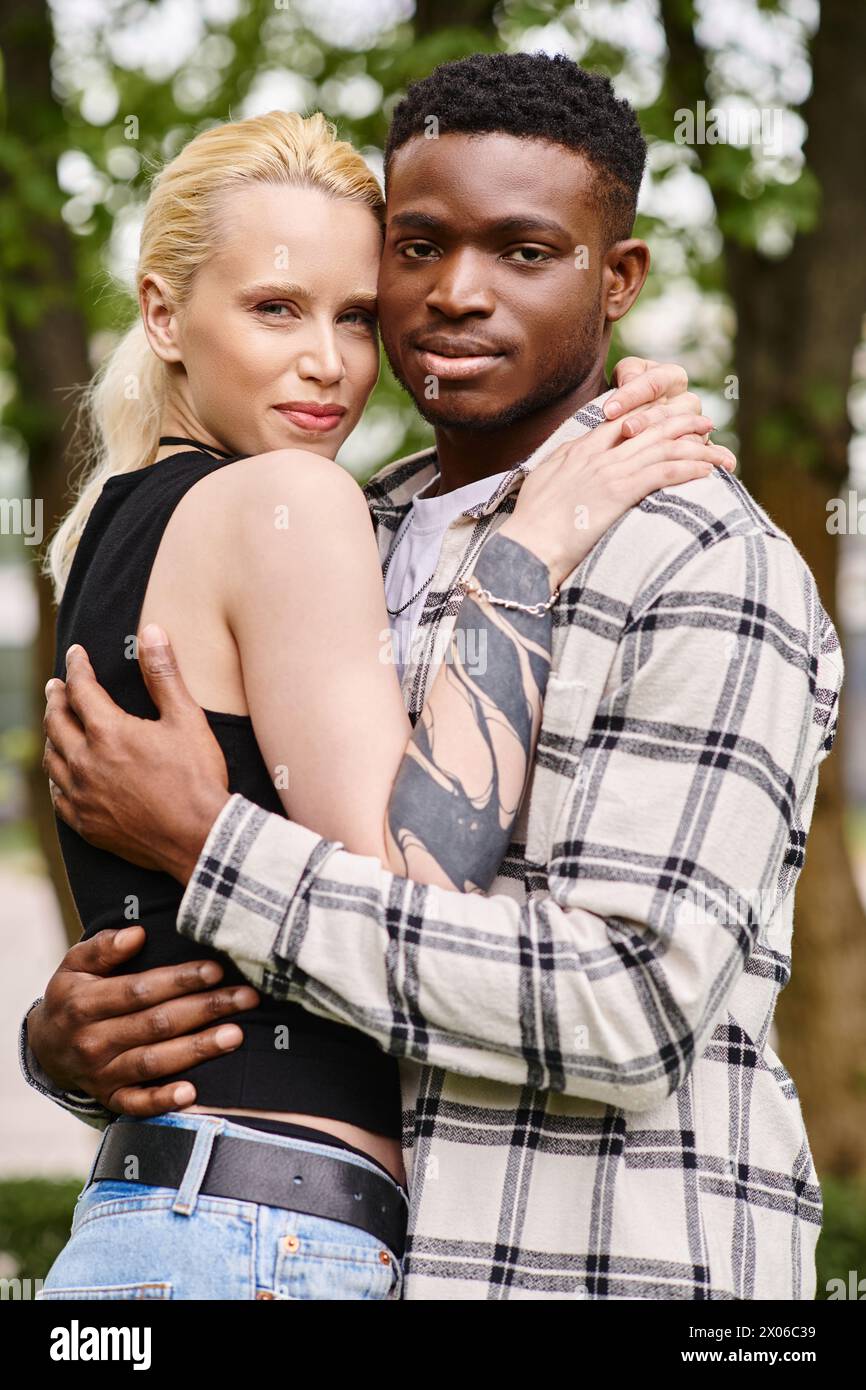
[
  {"left": 343, "top": 290, "right": 379, "bottom": 309},
  {"left": 240, "top": 282, "right": 377, "bottom": 308},
  {"left": 241, "top": 280, "right": 308, "bottom": 300}
]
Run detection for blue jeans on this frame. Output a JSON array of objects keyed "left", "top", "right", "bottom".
[{"left": 37, "top": 1112, "right": 406, "bottom": 1301}]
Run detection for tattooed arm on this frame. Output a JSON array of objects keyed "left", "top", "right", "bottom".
[
  {"left": 220, "top": 449, "right": 556, "bottom": 895},
  {"left": 385, "top": 532, "right": 553, "bottom": 891}
]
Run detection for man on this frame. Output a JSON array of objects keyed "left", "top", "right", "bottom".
[{"left": 27, "top": 53, "right": 842, "bottom": 1299}]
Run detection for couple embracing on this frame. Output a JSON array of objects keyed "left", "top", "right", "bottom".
[{"left": 24, "top": 51, "right": 841, "bottom": 1301}]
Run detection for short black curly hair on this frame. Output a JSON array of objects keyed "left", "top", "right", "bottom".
[{"left": 384, "top": 51, "right": 647, "bottom": 245}]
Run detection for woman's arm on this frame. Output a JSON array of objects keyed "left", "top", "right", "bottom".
[
  {"left": 223, "top": 405, "right": 731, "bottom": 893},
  {"left": 222, "top": 451, "right": 550, "bottom": 892}
]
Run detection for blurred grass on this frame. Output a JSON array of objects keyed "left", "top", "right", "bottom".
[
  {"left": 0, "top": 1177, "right": 82, "bottom": 1287},
  {"left": 817, "top": 1178, "right": 866, "bottom": 1297},
  {"left": 0, "top": 1174, "right": 864, "bottom": 1295}
]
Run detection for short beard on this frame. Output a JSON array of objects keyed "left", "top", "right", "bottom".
[{"left": 382, "top": 300, "right": 603, "bottom": 432}]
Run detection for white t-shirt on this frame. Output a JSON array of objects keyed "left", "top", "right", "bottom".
[{"left": 383, "top": 467, "right": 511, "bottom": 682}]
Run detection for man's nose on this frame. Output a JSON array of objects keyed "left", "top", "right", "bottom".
[{"left": 425, "top": 253, "right": 495, "bottom": 319}]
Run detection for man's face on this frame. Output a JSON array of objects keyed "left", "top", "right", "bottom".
[{"left": 378, "top": 133, "right": 626, "bottom": 431}]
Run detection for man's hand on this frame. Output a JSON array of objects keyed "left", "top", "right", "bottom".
[
  {"left": 44, "top": 624, "right": 230, "bottom": 883},
  {"left": 27, "top": 926, "right": 259, "bottom": 1116}
]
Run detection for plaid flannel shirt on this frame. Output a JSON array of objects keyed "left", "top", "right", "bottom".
[{"left": 20, "top": 394, "right": 843, "bottom": 1300}]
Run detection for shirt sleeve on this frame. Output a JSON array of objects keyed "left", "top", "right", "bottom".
[
  {"left": 18, "top": 997, "right": 113, "bottom": 1131},
  {"left": 177, "top": 531, "right": 843, "bottom": 1112}
]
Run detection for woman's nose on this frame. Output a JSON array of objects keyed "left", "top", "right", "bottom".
[{"left": 295, "top": 329, "right": 345, "bottom": 386}]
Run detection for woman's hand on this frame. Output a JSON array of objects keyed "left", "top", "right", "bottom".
[
  {"left": 500, "top": 403, "right": 736, "bottom": 589},
  {"left": 606, "top": 357, "right": 691, "bottom": 420}
]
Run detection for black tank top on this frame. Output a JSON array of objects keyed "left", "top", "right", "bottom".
[{"left": 53, "top": 444, "right": 402, "bottom": 1138}]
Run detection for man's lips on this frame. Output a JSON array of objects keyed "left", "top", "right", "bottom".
[
  {"left": 411, "top": 339, "right": 507, "bottom": 382},
  {"left": 273, "top": 401, "right": 346, "bottom": 433}
]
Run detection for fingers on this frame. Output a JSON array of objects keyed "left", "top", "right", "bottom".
[
  {"left": 58, "top": 926, "right": 152, "bottom": 983},
  {"left": 55, "top": 934, "right": 242, "bottom": 1018},
  {"left": 607, "top": 412, "right": 716, "bottom": 461},
  {"left": 43, "top": 679, "right": 85, "bottom": 775},
  {"left": 101, "top": 1017, "right": 250, "bottom": 1113},
  {"left": 105, "top": 981, "right": 259, "bottom": 1052},
  {"left": 626, "top": 453, "right": 719, "bottom": 502},
  {"left": 610, "top": 355, "right": 659, "bottom": 388},
  {"left": 624, "top": 440, "right": 735, "bottom": 494},
  {"left": 617, "top": 415, "right": 736, "bottom": 470},
  {"left": 621, "top": 415, "right": 736, "bottom": 470},
  {"left": 107, "top": 1081, "right": 198, "bottom": 1118},
  {"left": 137, "top": 624, "right": 198, "bottom": 721},
  {"left": 604, "top": 361, "right": 689, "bottom": 419},
  {"left": 49, "top": 783, "right": 79, "bottom": 830},
  {"left": 43, "top": 740, "right": 74, "bottom": 800},
  {"left": 619, "top": 392, "right": 704, "bottom": 439},
  {"left": 63, "top": 646, "right": 121, "bottom": 737}
]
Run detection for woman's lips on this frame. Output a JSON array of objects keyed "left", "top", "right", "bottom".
[
  {"left": 413, "top": 348, "right": 504, "bottom": 381},
  {"left": 273, "top": 406, "right": 345, "bottom": 433}
]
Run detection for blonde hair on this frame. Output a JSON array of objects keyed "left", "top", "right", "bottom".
[{"left": 45, "top": 110, "right": 385, "bottom": 599}]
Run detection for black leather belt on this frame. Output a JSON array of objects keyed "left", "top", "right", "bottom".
[{"left": 90, "top": 1119, "right": 408, "bottom": 1257}]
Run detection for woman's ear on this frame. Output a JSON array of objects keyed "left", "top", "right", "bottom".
[
  {"left": 139, "top": 274, "right": 183, "bottom": 364},
  {"left": 602, "top": 239, "right": 650, "bottom": 324}
]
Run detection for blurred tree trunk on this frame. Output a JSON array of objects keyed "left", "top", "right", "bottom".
[
  {"left": 0, "top": 0, "right": 89, "bottom": 945},
  {"left": 662, "top": 0, "right": 866, "bottom": 1176}
]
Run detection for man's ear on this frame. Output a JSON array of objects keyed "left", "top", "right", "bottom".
[
  {"left": 602, "top": 239, "right": 650, "bottom": 324},
  {"left": 139, "top": 274, "right": 184, "bottom": 364}
]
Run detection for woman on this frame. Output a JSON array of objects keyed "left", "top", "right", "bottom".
[{"left": 38, "top": 110, "right": 732, "bottom": 1301}]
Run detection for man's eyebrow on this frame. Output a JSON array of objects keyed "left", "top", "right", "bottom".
[
  {"left": 491, "top": 215, "right": 571, "bottom": 240},
  {"left": 387, "top": 211, "right": 572, "bottom": 240},
  {"left": 388, "top": 211, "right": 447, "bottom": 234}
]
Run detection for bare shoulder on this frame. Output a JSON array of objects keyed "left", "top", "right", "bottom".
[
  {"left": 218, "top": 447, "right": 362, "bottom": 503},
  {"left": 187, "top": 447, "right": 365, "bottom": 542}
]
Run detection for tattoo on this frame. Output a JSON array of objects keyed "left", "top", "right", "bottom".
[{"left": 387, "top": 532, "right": 553, "bottom": 891}]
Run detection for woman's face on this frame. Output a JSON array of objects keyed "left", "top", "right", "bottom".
[{"left": 152, "top": 182, "right": 382, "bottom": 459}]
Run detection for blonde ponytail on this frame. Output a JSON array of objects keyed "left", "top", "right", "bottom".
[
  {"left": 45, "top": 110, "right": 384, "bottom": 599},
  {"left": 45, "top": 321, "right": 165, "bottom": 596}
]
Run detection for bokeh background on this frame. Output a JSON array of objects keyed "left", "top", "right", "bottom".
[{"left": 1, "top": 0, "right": 865, "bottom": 1296}]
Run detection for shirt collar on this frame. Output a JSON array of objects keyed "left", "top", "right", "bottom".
[{"left": 362, "top": 388, "right": 614, "bottom": 528}]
